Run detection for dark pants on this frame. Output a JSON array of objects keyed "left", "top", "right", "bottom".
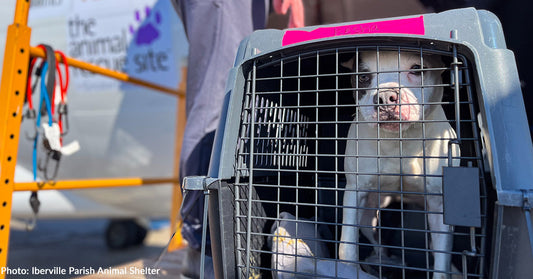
[{"left": 173, "top": 0, "right": 268, "bottom": 252}]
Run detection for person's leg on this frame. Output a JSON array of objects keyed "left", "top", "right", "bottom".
[{"left": 174, "top": 0, "right": 267, "bottom": 277}]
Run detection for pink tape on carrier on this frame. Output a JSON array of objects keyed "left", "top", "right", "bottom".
[{"left": 282, "top": 16, "right": 425, "bottom": 46}]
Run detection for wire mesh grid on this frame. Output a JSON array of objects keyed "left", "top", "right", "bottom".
[{"left": 231, "top": 43, "right": 490, "bottom": 279}]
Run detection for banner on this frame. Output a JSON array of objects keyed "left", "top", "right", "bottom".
[
  {"left": 67, "top": 0, "right": 187, "bottom": 91},
  {"left": 28, "top": 0, "right": 70, "bottom": 20}
]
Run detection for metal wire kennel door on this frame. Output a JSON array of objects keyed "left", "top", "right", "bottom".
[
  {"left": 190, "top": 8, "right": 533, "bottom": 279},
  {"left": 230, "top": 42, "right": 490, "bottom": 279}
]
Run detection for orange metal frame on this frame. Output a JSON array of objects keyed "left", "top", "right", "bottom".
[{"left": 0, "top": 0, "right": 186, "bottom": 274}]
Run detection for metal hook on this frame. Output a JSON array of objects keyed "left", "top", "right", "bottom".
[
  {"left": 58, "top": 103, "right": 69, "bottom": 136},
  {"left": 26, "top": 192, "right": 40, "bottom": 231},
  {"left": 38, "top": 149, "right": 61, "bottom": 181},
  {"left": 24, "top": 109, "right": 38, "bottom": 140},
  {"left": 26, "top": 216, "right": 37, "bottom": 231}
]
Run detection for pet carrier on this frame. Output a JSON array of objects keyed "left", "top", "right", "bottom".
[{"left": 183, "top": 8, "right": 533, "bottom": 279}]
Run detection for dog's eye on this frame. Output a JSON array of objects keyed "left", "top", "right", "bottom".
[
  {"left": 409, "top": 64, "right": 422, "bottom": 76},
  {"left": 358, "top": 74, "right": 370, "bottom": 84}
]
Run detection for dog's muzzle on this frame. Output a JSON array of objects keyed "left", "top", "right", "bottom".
[{"left": 372, "top": 84, "right": 420, "bottom": 131}]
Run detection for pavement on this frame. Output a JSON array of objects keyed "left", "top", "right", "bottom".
[{"left": 6, "top": 219, "right": 188, "bottom": 278}]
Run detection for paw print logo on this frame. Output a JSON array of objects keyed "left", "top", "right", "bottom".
[{"left": 129, "top": 7, "right": 161, "bottom": 46}]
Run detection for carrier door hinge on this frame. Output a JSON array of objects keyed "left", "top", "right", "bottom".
[{"left": 521, "top": 189, "right": 533, "bottom": 257}]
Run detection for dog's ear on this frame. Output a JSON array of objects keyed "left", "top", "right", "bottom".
[
  {"left": 340, "top": 55, "right": 365, "bottom": 102},
  {"left": 340, "top": 56, "right": 355, "bottom": 71},
  {"left": 424, "top": 54, "right": 445, "bottom": 74}
]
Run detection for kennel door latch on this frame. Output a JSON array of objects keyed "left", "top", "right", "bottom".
[{"left": 442, "top": 166, "right": 481, "bottom": 227}]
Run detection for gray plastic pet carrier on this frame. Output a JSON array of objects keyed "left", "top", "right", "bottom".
[{"left": 183, "top": 8, "right": 533, "bottom": 279}]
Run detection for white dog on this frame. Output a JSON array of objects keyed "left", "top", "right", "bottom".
[{"left": 339, "top": 50, "right": 460, "bottom": 279}]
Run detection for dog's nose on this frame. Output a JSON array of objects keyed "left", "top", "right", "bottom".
[{"left": 374, "top": 91, "right": 399, "bottom": 105}]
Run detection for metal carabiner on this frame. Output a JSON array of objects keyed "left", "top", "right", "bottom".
[
  {"left": 58, "top": 103, "right": 69, "bottom": 136},
  {"left": 38, "top": 149, "right": 62, "bottom": 181},
  {"left": 24, "top": 108, "right": 39, "bottom": 140},
  {"left": 26, "top": 192, "right": 41, "bottom": 231}
]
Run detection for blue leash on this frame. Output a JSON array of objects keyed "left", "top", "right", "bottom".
[{"left": 33, "top": 62, "right": 54, "bottom": 180}]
